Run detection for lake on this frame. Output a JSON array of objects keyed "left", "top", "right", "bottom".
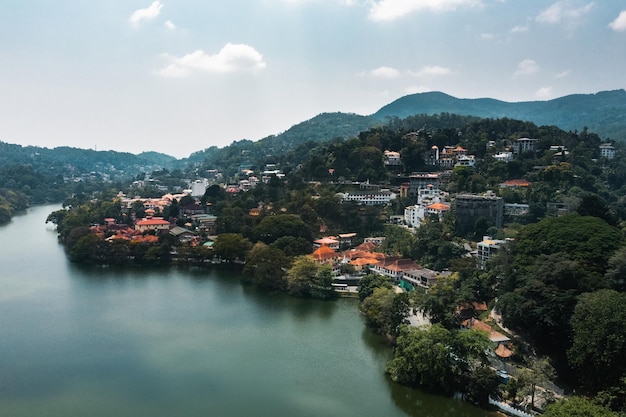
[{"left": 0, "top": 204, "right": 497, "bottom": 417}]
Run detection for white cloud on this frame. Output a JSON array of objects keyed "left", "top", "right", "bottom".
[
  {"left": 410, "top": 66, "right": 452, "bottom": 77},
  {"left": 609, "top": 10, "right": 626, "bottom": 31},
  {"left": 514, "top": 59, "right": 539, "bottom": 76},
  {"left": 536, "top": 86, "right": 553, "bottom": 99},
  {"left": 130, "top": 1, "right": 164, "bottom": 26},
  {"left": 510, "top": 25, "right": 528, "bottom": 33},
  {"left": 556, "top": 70, "right": 571, "bottom": 78},
  {"left": 164, "top": 20, "right": 176, "bottom": 31},
  {"left": 480, "top": 33, "right": 495, "bottom": 39},
  {"left": 368, "top": 0, "right": 482, "bottom": 22},
  {"left": 368, "top": 66, "right": 401, "bottom": 78},
  {"left": 157, "top": 44, "right": 267, "bottom": 78},
  {"left": 536, "top": 1, "right": 593, "bottom": 24}
]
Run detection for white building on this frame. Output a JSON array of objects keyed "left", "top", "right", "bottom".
[
  {"left": 338, "top": 190, "right": 396, "bottom": 206},
  {"left": 190, "top": 179, "right": 208, "bottom": 198},
  {"left": 600, "top": 143, "right": 616, "bottom": 160},
  {"left": 476, "top": 236, "right": 507, "bottom": 269},
  {"left": 494, "top": 152, "right": 513, "bottom": 163},
  {"left": 404, "top": 205, "right": 425, "bottom": 227}
]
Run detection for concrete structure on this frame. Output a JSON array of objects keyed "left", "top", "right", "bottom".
[
  {"left": 494, "top": 151, "right": 513, "bottom": 162},
  {"left": 476, "top": 236, "right": 507, "bottom": 269},
  {"left": 135, "top": 217, "right": 171, "bottom": 232},
  {"left": 402, "top": 172, "right": 440, "bottom": 200},
  {"left": 404, "top": 205, "right": 425, "bottom": 227},
  {"left": 338, "top": 190, "right": 396, "bottom": 206},
  {"left": 383, "top": 150, "right": 402, "bottom": 166},
  {"left": 454, "top": 193, "right": 504, "bottom": 234},
  {"left": 512, "top": 138, "right": 537, "bottom": 154},
  {"left": 190, "top": 178, "right": 208, "bottom": 198},
  {"left": 600, "top": 142, "right": 616, "bottom": 159}
]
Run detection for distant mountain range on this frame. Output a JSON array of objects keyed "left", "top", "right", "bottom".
[
  {"left": 184, "top": 89, "right": 625, "bottom": 166},
  {"left": 373, "top": 89, "right": 626, "bottom": 141},
  {"left": 2, "top": 89, "right": 625, "bottom": 173}
]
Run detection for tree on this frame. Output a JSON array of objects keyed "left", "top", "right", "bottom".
[
  {"left": 385, "top": 324, "right": 491, "bottom": 395},
  {"left": 568, "top": 289, "right": 626, "bottom": 393},
  {"left": 413, "top": 274, "right": 459, "bottom": 330},
  {"left": 253, "top": 214, "right": 312, "bottom": 244},
  {"left": 463, "top": 366, "right": 500, "bottom": 407},
  {"left": 542, "top": 397, "right": 617, "bottom": 417},
  {"left": 270, "top": 236, "right": 312, "bottom": 257},
  {"left": 310, "top": 264, "right": 336, "bottom": 300},
  {"left": 286, "top": 256, "right": 318, "bottom": 297},
  {"left": 243, "top": 243, "right": 289, "bottom": 291},
  {"left": 516, "top": 358, "right": 556, "bottom": 410},
  {"left": 360, "top": 287, "right": 409, "bottom": 337},
  {"left": 605, "top": 247, "right": 626, "bottom": 292},
  {"left": 212, "top": 233, "right": 252, "bottom": 263},
  {"left": 285, "top": 256, "right": 335, "bottom": 299},
  {"left": 357, "top": 273, "right": 392, "bottom": 302}
]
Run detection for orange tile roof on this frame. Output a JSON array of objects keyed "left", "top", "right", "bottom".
[
  {"left": 426, "top": 202, "right": 450, "bottom": 211},
  {"left": 136, "top": 218, "right": 170, "bottom": 226}
]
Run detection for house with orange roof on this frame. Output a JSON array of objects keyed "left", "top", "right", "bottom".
[
  {"left": 135, "top": 217, "right": 171, "bottom": 233},
  {"left": 426, "top": 202, "right": 450, "bottom": 220},
  {"left": 314, "top": 237, "right": 340, "bottom": 250},
  {"left": 461, "top": 317, "right": 512, "bottom": 358},
  {"left": 371, "top": 256, "right": 421, "bottom": 281},
  {"left": 499, "top": 179, "right": 531, "bottom": 188},
  {"left": 310, "top": 245, "right": 339, "bottom": 263}
]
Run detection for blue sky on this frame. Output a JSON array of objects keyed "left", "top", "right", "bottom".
[{"left": 1, "top": 0, "right": 625, "bottom": 158}]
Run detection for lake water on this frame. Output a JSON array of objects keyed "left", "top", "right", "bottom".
[{"left": 0, "top": 204, "right": 497, "bottom": 417}]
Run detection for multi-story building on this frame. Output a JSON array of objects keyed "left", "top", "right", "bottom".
[
  {"left": 512, "top": 138, "right": 537, "bottom": 154},
  {"left": 600, "top": 143, "right": 616, "bottom": 159},
  {"left": 476, "top": 236, "right": 507, "bottom": 269},
  {"left": 338, "top": 190, "right": 396, "bottom": 206},
  {"left": 454, "top": 193, "right": 504, "bottom": 234}
]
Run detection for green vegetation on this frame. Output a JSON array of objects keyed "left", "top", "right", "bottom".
[{"left": 32, "top": 106, "right": 626, "bottom": 414}]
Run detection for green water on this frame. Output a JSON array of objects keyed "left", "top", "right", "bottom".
[{"left": 0, "top": 205, "right": 497, "bottom": 417}]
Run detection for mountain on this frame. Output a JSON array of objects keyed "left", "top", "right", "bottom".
[{"left": 373, "top": 90, "right": 626, "bottom": 140}]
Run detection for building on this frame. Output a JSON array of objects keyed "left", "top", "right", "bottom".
[
  {"left": 425, "top": 202, "right": 451, "bottom": 220},
  {"left": 455, "top": 154, "right": 475, "bottom": 168},
  {"left": 512, "top": 138, "right": 537, "bottom": 154},
  {"left": 383, "top": 150, "right": 402, "bottom": 166},
  {"left": 493, "top": 151, "right": 513, "bottom": 163},
  {"left": 401, "top": 267, "right": 451, "bottom": 289},
  {"left": 402, "top": 172, "right": 440, "bottom": 199},
  {"left": 600, "top": 143, "right": 616, "bottom": 159},
  {"left": 404, "top": 205, "right": 425, "bottom": 227},
  {"left": 499, "top": 179, "right": 531, "bottom": 189},
  {"left": 135, "top": 217, "right": 171, "bottom": 233},
  {"left": 454, "top": 193, "right": 504, "bottom": 234},
  {"left": 190, "top": 179, "right": 208, "bottom": 198},
  {"left": 338, "top": 190, "right": 396, "bottom": 206},
  {"left": 476, "top": 236, "right": 507, "bottom": 269}
]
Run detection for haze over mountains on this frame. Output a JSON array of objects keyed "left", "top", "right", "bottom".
[{"left": 2, "top": 89, "right": 625, "bottom": 166}]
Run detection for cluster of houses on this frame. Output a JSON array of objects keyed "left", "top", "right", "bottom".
[{"left": 308, "top": 233, "right": 513, "bottom": 359}]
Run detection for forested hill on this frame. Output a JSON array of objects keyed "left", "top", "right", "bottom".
[
  {"left": 374, "top": 89, "right": 626, "bottom": 141},
  {"left": 0, "top": 141, "right": 179, "bottom": 179}
]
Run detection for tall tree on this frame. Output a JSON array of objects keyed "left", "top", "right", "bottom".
[{"left": 568, "top": 289, "right": 626, "bottom": 394}]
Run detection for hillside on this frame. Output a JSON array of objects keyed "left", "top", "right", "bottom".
[
  {"left": 374, "top": 90, "right": 626, "bottom": 141},
  {"left": 0, "top": 141, "right": 179, "bottom": 179}
]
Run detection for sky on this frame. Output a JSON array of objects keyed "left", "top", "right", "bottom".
[{"left": 1, "top": 0, "right": 625, "bottom": 158}]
